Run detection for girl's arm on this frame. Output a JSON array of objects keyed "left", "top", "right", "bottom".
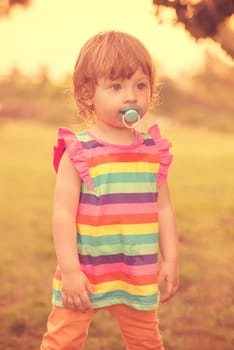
[
  {"left": 53, "top": 150, "right": 95, "bottom": 312},
  {"left": 157, "top": 180, "right": 179, "bottom": 303}
]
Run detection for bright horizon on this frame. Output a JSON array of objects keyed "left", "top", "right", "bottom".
[{"left": 0, "top": 0, "right": 231, "bottom": 81}]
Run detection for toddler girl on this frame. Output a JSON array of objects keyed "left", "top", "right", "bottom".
[{"left": 41, "top": 30, "right": 179, "bottom": 350}]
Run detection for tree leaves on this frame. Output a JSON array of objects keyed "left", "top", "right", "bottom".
[{"left": 153, "top": 0, "right": 234, "bottom": 58}]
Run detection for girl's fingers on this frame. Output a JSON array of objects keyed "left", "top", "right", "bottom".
[
  {"left": 62, "top": 292, "right": 75, "bottom": 310},
  {"left": 86, "top": 281, "right": 96, "bottom": 295},
  {"left": 160, "top": 281, "right": 173, "bottom": 303},
  {"left": 62, "top": 291, "right": 93, "bottom": 312},
  {"left": 160, "top": 279, "right": 179, "bottom": 303},
  {"left": 79, "top": 292, "right": 93, "bottom": 311},
  {"left": 61, "top": 277, "right": 95, "bottom": 312},
  {"left": 72, "top": 294, "right": 83, "bottom": 311}
]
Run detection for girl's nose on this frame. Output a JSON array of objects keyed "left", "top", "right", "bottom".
[{"left": 124, "top": 87, "right": 137, "bottom": 103}]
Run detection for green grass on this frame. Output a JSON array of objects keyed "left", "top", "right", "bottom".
[
  {"left": 159, "top": 126, "right": 234, "bottom": 350},
  {"left": 0, "top": 121, "right": 233, "bottom": 350}
]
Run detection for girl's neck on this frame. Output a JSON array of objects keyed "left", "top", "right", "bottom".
[{"left": 89, "top": 122, "right": 137, "bottom": 146}]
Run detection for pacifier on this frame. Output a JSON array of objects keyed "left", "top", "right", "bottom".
[{"left": 119, "top": 106, "right": 142, "bottom": 129}]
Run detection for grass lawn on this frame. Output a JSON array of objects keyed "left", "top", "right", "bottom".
[{"left": 0, "top": 120, "right": 233, "bottom": 350}]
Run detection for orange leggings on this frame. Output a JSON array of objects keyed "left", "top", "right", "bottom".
[{"left": 41, "top": 304, "right": 165, "bottom": 350}]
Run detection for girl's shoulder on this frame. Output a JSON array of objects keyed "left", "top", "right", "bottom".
[
  {"left": 53, "top": 127, "right": 94, "bottom": 190},
  {"left": 142, "top": 124, "right": 173, "bottom": 186},
  {"left": 56, "top": 127, "right": 89, "bottom": 140},
  {"left": 141, "top": 124, "right": 172, "bottom": 148}
]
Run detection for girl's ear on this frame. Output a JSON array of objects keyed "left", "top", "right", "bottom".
[{"left": 79, "top": 82, "right": 93, "bottom": 105}]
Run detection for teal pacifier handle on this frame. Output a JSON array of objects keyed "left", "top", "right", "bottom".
[
  {"left": 120, "top": 107, "right": 141, "bottom": 128},
  {"left": 124, "top": 109, "right": 139, "bottom": 123}
]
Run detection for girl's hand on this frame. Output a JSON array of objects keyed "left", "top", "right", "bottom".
[
  {"left": 61, "top": 270, "right": 96, "bottom": 312},
  {"left": 158, "top": 260, "right": 179, "bottom": 303}
]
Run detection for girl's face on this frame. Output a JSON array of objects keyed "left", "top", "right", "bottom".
[{"left": 89, "top": 69, "right": 151, "bottom": 128}]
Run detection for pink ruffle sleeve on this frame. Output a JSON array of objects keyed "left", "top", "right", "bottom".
[
  {"left": 147, "top": 124, "right": 173, "bottom": 186},
  {"left": 53, "top": 128, "right": 94, "bottom": 190}
]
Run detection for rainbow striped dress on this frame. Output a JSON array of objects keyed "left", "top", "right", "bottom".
[{"left": 52, "top": 124, "right": 172, "bottom": 311}]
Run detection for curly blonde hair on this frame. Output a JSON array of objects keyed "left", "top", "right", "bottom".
[{"left": 73, "top": 31, "right": 157, "bottom": 121}]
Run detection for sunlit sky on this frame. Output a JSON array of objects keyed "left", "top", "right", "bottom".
[{"left": 0, "top": 0, "right": 230, "bottom": 81}]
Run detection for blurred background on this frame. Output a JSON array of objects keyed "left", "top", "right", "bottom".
[{"left": 0, "top": 1, "right": 233, "bottom": 349}]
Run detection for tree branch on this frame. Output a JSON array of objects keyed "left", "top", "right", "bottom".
[{"left": 153, "top": 0, "right": 234, "bottom": 58}]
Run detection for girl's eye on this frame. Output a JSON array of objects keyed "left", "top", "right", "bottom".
[
  {"left": 111, "top": 84, "right": 121, "bottom": 91},
  {"left": 137, "top": 83, "right": 147, "bottom": 90}
]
